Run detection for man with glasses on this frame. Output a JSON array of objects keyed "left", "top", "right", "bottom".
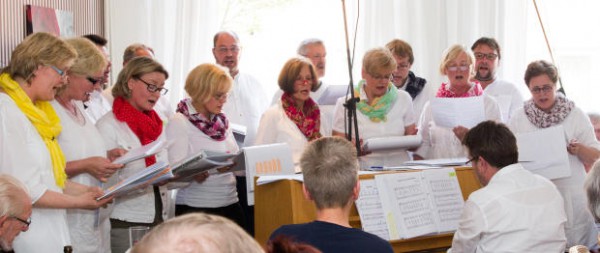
[
  {"left": 449, "top": 120, "right": 567, "bottom": 252},
  {"left": 471, "top": 37, "right": 524, "bottom": 122},
  {"left": 212, "top": 31, "right": 269, "bottom": 236},
  {"left": 0, "top": 174, "right": 32, "bottom": 252}
]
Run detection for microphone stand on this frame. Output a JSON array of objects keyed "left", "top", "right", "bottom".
[{"left": 341, "top": 0, "right": 361, "bottom": 155}]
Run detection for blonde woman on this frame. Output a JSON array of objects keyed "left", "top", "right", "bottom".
[{"left": 167, "top": 63, "right": 245, "bottom": 227}]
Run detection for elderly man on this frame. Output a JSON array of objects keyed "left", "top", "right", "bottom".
[
  {"left": 471, "top": 37, "right": 524, "bottom": 122},
  {"left": 0, "top": 174, "right": 32, "bottom": 252},
  {"left": 449, "top": 121, "right": 567, "bottom": 252}
]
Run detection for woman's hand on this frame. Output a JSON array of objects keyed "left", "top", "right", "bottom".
[
  {"left": 107, "top": 148, "right": 128, "bottom": 162},
  {"left": 193, "top": 171, "right": 210, "bottom": 183},
  {"left": 84, "top": 156, "right": 124, "bottom": 182},
  {"left": 568, "top": 139, "right": 600, "bottom": 166}
]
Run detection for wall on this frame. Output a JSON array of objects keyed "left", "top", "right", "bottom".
[{"left": 0, "top": 0, "right": 104, "bottom": 67}]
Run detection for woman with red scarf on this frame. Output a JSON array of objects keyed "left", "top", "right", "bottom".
[
  {"left": 95, "top": 57, "right": 170, "bottom": 253},
  {"left": 166, "top": 63, "right": 246, "bottom": 228},
  {"left": 414, "top": 45, "right": 501, "bottom": 160},
  {"left": 255, "top": 57, "right": 324, "bottom": 172}
]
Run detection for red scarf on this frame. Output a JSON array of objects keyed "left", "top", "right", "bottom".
[
  {"left": 113, "top": 97, "right": 163, "bottom": 166},
  {"left": 281, "top": 93, "right": 322, "bottom": 141}
]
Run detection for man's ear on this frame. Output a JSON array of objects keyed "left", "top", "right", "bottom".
[
  {"left": 351, "top": 180, "right": 360, "bottom": 201},
  {"left": 0, "top": 215, "right": 9, "bottom": 232},
  {"left": 302, "top": 184, "right": 313, "bottom": 201}
]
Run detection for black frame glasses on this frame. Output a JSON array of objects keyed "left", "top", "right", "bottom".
[
  {"left": 137, "top": 78, "right": 168, "bottom": 95},
  {"left": 11, "top": 215, "right": 31, "bottom": 228},
  {"left": 465, "top": 157, "right": 477, "bottom": 165},
  {"left": 86, "top": 77, "right": 101, "bottom": 85},
  {"left": 474, "top": 52, "right": 498, "bottom": 60}
]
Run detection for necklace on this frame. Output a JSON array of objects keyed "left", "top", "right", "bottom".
[{"left": 57, "top": 96, "right": 86, "bottom": 125}]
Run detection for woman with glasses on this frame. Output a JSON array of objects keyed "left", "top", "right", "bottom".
[
  {"left": 332, "top": 47, "right": 417, "bottom": 168},
  {"left": 414, "top": 45, "right": 501, "bottom": 160},
  {"left": 166, "top": 63, "right": 245, "bottom": 227},
  {"left": 255, "top": 57, "right": 325, "bottom": 171},
  {"left": 0, "top": 32, "right": 112, "bottom": 253},
  {"left": 509, "top": 60, "right": 600, "bottom": 249},
  {"left": 95, "top": 57, "right": 171, "bottom": 253},
  {"left": 51, "top": 38, "right": 125, "bottom": 253}
]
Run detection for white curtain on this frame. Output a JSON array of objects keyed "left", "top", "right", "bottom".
[{"left": 104, "top": 0, "right": 219, "bottom": 109}]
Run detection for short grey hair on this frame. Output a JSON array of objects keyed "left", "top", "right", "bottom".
[
  {"left": 589, "top": 113, "right": 600, "bottom": 124},
  {"left": 0, "top": 174, "right": 29, "bottom": 218},
  {"left": 300, "top": 137, "right": 358, "bottom": 209},
  {"left": 297, "top": 38, "right": 324, "bottom": 56},
  {"left": 123, "top": 43, "right": 154, "bottom": 64},
  {"left": 585, "top": 160, "right": 600, "bottom": 222}
]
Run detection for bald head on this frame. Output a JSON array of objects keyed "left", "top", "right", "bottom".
[{"left": 212, "top": 31, "right": 241, "bottom": 77}]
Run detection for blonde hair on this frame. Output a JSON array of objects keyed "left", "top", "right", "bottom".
[
  {"left": 362, "top": 47, "right": 397, "bottom": 77},
  {"left": 0, "top": 174, "right": 30, "bottom": 218},
  {"left": 112, "top": 57, "right": 169, "bottom": 99},
  {"left": 132, "top": 213, "right": 264, "bottom": 253},
  {"left": 438, "top": 44, "right": 473, "bottom": 75},
  {"left": 2, "top": 32, "right": 77, "bottom": 82},
  {"left": 278, "top": 57, "right": 318, "bottom": 94},
  {"left": 185, "top": 63, "right": 232, "bottom": 105},
  {"left": 64, "top": 37, "right": 107, "bottom": 76}
]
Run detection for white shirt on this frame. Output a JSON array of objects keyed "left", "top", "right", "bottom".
[
  {"left": 483, "top": 79, "right": 524, "bottom": 122},
  {"left": 0, "top": 94, "right": 70, "bottom": 253},
  {"left": 398, "top": 78, "right": 434, "bottom": 121},
  {"left": 224, "top": 73, "right": 269, "bottom": 147},
  {"left": 255, "top": 101, "right": 326, "bottom": 171},
  {"left": 166, "top": 110, "right": 239, "bottom": 208},
  {"left": 96, "top": 112, "right": 171, "bottom": 223},
  {"left": 271, "top": 83, "right": 334, "bottom": 136},
  {"left": 449, "top": 163, "right": 567, "bottom": 253},
  {"left": 83, "top": 89, "right": 112, "bottom": 124},
  {"left": 52, "top": 100, "right": 111, "bottom": 253},
  {"left": 332, "top": 87, "right": 416, "bottom": 169},
  {"left": 509, "top": 106, "right": 600, "bottom": 249},
  {"left": 415, "top": 95, "right": 502, "bottom": 159}
]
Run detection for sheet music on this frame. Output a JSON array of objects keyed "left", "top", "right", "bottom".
[
  {"left": 316, "top": 85, "right": 347, "bottom": 105},
  {"left": 494, "top": 95, "right": 512, "bottom": 122},
  {"left": 515, "top": 125, "right": 571, "bottom": 180},
  {"left": 375, "top": 172, "right": 436, "bottom": 239},
  {"left": 430, "top": 96, "right": 485, "bottom": 128},
  {"left": 355, "top": 179, "right": 390, "bottom": 240},
  {"left": 362, "top": 135, "right": 422, "bottom": 152},
  {"left": 112, "top": 139, "right": 166, "bottom": 164},
  {"left": 403, "top": 158, "right": 469, "bottom": 167},
  {"left": 422, "top": 168, "right": 464, "bottom": 232}
]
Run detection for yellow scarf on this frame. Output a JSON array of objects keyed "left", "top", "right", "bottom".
[{"left": 0, "top": 73, "right": 67, "bottom": 188}]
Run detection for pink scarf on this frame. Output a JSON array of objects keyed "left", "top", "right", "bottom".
[
  {"left": 176, "top": 98, "right": 229, "bottom": 141},
  {"left": 436, "top": 82, "right": 483, "bottom": 98}
]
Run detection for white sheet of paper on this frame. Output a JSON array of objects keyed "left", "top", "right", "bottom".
[
  {"left": 362, "top": 135, "right": 422, "bottom": 152},
  {"left": 515, "top": 125, "right": 571, "bottom": 180},
  {"left": 494, "top": 95, "right": 512, "bottom": 122},
  {"left": 244, "top": 143, "right": 295, "bottom": 205},
  {"left": 317, "top": 85, "right": 348, "bottom": 105},
  {"left": 403, "top": 158, "right": 469, "bottom": 167},
  {"left": 430, "top": 96, "right": 485, "bottom": 128},
  {"left": 112, "top": 139, "right": 166, "bottom": 164},
  {"left": 355, "top": 179, "right": 390, "bottom": 240},
  {"left": 422, "top": 168, "right": 464, "bottom": 233},
  {"left": 256, "top": 174, "right": 304, "bottom": 186}
]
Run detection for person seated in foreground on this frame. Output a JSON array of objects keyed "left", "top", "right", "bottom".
[
  {"left": 268, "top": 136, "right": 393, "bottom": 253},
  {"left": 449, "top": 120, "right": 567, "bottom": 252},
  {"left": 0, "top": 174, "right": 32, "bottom": 252},
  {"left": 131, "top": 213, "right": 264, "bottom": 253}
]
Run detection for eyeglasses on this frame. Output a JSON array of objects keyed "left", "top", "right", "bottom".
[
  {"left": 137, "top": 78, "right": 168, "bottom": 95},
  {"left": 530, "top": 85, "right": 554, "bottom": 94},
  {"left": 50, "top": 66, "right": 66, "bottom": 77},
  {"left": 447, "top": 65, "right": 469, "bottom": 72},
  {"left": 474, "top": 52, "right": 498, "bottom": 60},
  {"left": 213, "top": 92, "right": 228, "bottom": 101},
  {"left": 216, "top": 46, "right": 240, "bottom": 54},
  {"left": 10, "top": 215, "right": 31, "bottom": 228},
  {"left": 86, "top": 77, "right": 101, "bottom": 85},
  {"left": 465, "top": 157, "right": 477, "bottom": 165},
  {"left": 295, "top": 77, "right": 314, "bottom": 85},
  {"left": 369, "top": 73, "right": 392, "bottom": 81},
  {"left": 397, "top": 64, "right": 410, "bottom": 70}
]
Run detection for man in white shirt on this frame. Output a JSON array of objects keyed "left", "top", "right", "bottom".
[
  {"left": 471, "top": 37, "right": 524, "bottom": 122},
  {"left": 81, "top": 34, "right": 113, "bottom": 124},
  {"left": 213, "top": 31, "right": 269, "bottom": 236},
  {"left": 449, "top": 120, "right": 567, "bottom": 252}
]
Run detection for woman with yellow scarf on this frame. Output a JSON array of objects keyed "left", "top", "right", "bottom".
[{"left": 0, "top": 32, "right": 112, "bottom": 253}]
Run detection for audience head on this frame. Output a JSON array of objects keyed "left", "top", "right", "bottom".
[
  {"left": 589, "top": 113, "right": 600, "bottom": 141},
  {"left": 60, "top": 38, "right": 107, "bottom": 101},
  {"left": 439, "top": 45, "right": 474, "bottom": 87},
  {"left": 123, "top": 43, "right": 155, "bottom": 66},
  {"left": 385, "top": 39, "right": 414, "bottom": 88},
  {"left": 112, "top": 57, "right": 168, "bottom": 111},
  {"left": 297, "top": 39, "right": 326, "bottom": 79},
  {"left": 131, "top": 213, "right": 264, "bottom": 253},
  {"left": 83, "top": 34, "right": 111, "bottom": 89},
  {"left": 462, "top": 120, "right": 519, "bottom": 185},
  {"left": 585, "top": 161, "right": 600, "bottom": 222},
  {"left": 185, "top": 63, "right": 233, "bottom": 117},
  {"left": 2, "top": 32, "right": 76, "bottom": 102},
  {"left": 278, "top": 57, "right": 318, "bottom": 103},
  {"left": 361, "top": 47, "right": 396, "bottom": 99},
  {"left": 266, "top": 235, "right": 322, "bottom": 253},
  {"left": 524, "top": 60, "right": 558, "bottom": 112},
  {"left": 471, "top": 37, "right": 501, "bottom": 83},
  {"left": 0, "top": 174, "right": 32, "bottom": 251},
  {"left": 300, "top": 136, "right": 359, "bottom": 209},
  {"left": 212, "top": 31, "right": 241, "bottom": 77}
]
